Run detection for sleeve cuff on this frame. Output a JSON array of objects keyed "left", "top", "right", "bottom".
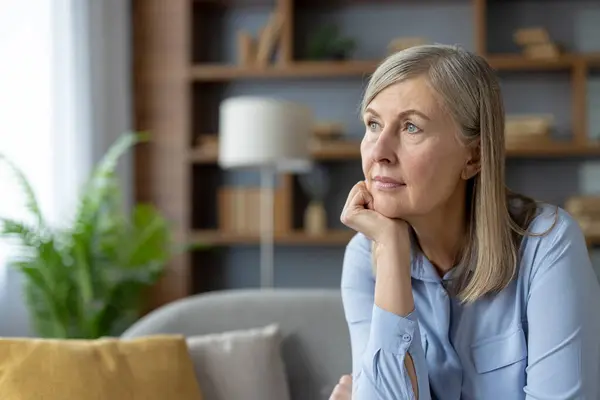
[{"left": 369, "top": 304, "right": 419, "bottom": 354}]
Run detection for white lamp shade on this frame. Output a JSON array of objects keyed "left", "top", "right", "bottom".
[{"left": 218, "top": 96, "right": 314, "bottom": 172}]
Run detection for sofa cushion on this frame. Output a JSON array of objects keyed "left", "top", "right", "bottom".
[
  {"left": 186, "top": 323, "right": 290, "bottom": 400},
  {"left": 121, "top": 289, "right": 352, "bottom": 400},
  {"left": 0, "top": 335, "right": 203, "bottom": 400}
]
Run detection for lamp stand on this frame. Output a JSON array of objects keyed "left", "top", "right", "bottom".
[{"left": 259, "top": 167, "right": 276, "bottom": 288}]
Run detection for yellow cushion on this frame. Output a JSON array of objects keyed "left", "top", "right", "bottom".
[{"left": 0, "top": 335, "right": 203, "bottom": 400}]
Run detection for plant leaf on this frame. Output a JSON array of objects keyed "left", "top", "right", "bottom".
[
  {"left": 123, "top": 204, "right": 170, "bottom": 268},
  {"left": 0, "top": 155, "right": 45, "bottom": 227}
]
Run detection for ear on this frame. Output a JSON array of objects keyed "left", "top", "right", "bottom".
[{"left": 461, "top": 142, "right": 481, "bottom": 180}]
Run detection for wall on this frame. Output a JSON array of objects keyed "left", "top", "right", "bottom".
[{"left": 211, "top": 1, "right": 600, "bottom": 288}]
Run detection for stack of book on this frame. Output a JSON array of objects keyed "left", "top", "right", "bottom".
[{"left": 505, "top": 114, "right": 554, "bottom": 144}]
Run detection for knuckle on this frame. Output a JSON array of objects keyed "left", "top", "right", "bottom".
[{"left": 340, "top": 210, "right": 351, "bottom": 225}]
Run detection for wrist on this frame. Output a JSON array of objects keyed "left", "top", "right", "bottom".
[
  {"left": 375, "top": 241, "right": 410, "bottom": 266},
  {"left": 376, "top": 223, "right": 411, "bottom": 253}
]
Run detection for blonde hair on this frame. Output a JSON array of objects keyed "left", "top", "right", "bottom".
[{"left": 363, "top": 44, "right": 548, "bottom": 303}]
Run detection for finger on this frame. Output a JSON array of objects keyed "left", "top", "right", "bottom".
[
  {"left": 339, "top": 374, "right": 352, "bottom": 387},
  {"left": 354, "top": 183, "right": 374, "bottom": 210},
  {"left": 342, "top": 187, "right": 377, "bottom": 231},
  {"left": 363, "top": 185, "right": 375, "bottom": 210},
  {"left": 342, "top": 182, "right": 372, "bottom": 222},
  {"left": 342, "top": 184, "right": 357, "bottom": 213},
  {"left": 329, "top": 384, "right": 351, "bottom": 400},
  {"left": 340, "top": 182, "right": 365, "bottom": 226},
  {"left": 341, "top": 190, "right": 366, "bottom": 229},
  {"left": 342, "top": 181, "right": 366, "bottom": 212}
]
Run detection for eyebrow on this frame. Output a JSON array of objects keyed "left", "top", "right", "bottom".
[{"left": 364, "top": 107, "right": 431, "bottom": 121}]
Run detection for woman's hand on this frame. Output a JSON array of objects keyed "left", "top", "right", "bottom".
[
  {"left": 329, "top": 375, "right": 352, "bottom": 400},
  {"left": 340, "top": 180, "right": 409, "bottom": 247}
]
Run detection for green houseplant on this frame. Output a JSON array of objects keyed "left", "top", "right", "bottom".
[
  {"left": 306, "top": 25, "right": 357, "bottom": 61},
  {"left": 0, "top": 133, "right": 175, "bottom": 338}
]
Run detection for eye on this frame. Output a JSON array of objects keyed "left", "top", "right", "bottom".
[
  {"left": 367, "top": 120, "right": 382, "bottom": 133},
  {"left": 405, "top": 122, "right": 421, "bottom": 134}
]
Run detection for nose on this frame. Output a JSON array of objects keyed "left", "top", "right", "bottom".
[{"left": 370, "top": 131, "right": 397, "bottom": 165}]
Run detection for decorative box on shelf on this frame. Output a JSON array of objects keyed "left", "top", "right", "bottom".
[{"left": 513, "top": 27, "right": 562, "bottom": 60}]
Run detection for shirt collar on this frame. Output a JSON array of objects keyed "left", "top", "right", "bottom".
[
  {"left": 409, "top": 232, "right": 462, "bottom": 283},
  {"left": 410, "top": 251, "right": 446, "bottom": 283}
]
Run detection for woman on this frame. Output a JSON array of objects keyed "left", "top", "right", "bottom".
[{"left": 333, "top": 44, "right": 600, "bottom": 399}]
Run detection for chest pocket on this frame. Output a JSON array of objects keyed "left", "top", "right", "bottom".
[{"left": 469, "top": 326, "right": 528, "bottom": 398}]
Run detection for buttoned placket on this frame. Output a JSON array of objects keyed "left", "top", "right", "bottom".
[{"left": 415, "top": 252, "right": 464, "bottom": 400}]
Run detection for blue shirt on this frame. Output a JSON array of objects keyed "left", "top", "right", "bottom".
[{"left": 341, "top": 205, "right": 600, "bottom": 399}]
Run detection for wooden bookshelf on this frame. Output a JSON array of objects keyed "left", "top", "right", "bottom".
[
  {"left": 191, "top": 229, "right": 355, "bottom": 246},
  {"left": 134, "top": 0, "right": 600, "bottom": 305}
]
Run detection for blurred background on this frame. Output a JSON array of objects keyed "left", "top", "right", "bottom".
[{"left": 1, "top": 0, "right": 600, "bottom": 337}]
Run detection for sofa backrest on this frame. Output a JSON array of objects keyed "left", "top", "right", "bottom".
[{"left": 121, "top": 288, "right": 352, "bottom": 400}]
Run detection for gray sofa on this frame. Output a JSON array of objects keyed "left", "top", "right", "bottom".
[{"left": 121, "top": 288, "right": 352, "bottom": 400}]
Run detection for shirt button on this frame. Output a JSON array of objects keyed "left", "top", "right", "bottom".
[{"left": 402, "top": 334, "right": 412, "bottom": 342}]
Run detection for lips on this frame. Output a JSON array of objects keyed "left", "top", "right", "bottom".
[
  {"left": 372, "top": 176, "right": 405, "bottom": 189},
  {"left": 373, "top": 176, "right": 403, "bottom": 185}
]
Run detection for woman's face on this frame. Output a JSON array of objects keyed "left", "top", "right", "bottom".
[{"left": 360, "top": 76, "right": 478, "bottom": 220}]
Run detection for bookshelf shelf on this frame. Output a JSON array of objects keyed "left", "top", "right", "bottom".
[
  {"left": 191, "top": 229, "right": 355, "bottom": 246},
  {"left": 189, "top": 54, "right": 600, "bottom": 82},
  {"left": 189, "top": 61, "right": 379, "bottom": 81},
  {"left": 505, "top": 141, "right": 600, "bottom": 157},
  {"left": 188, "top": 139, "right": 364, "bottom": 163},
  {"left": 486, "top": 54, "right": 579, "bottom": 71},
  {"left": 189, "top": 139, "right": 600, "bottom": 164}
]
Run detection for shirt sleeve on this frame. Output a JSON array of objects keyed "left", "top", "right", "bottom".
[
  {"left": 524, "top": 211, "right": 600, "bottom": 399},
  {"left": 341, "top": 233, "right": 431, "bottom": 400}
]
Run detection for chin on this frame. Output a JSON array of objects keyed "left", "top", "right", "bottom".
[{"left": 371, "top": 193, "right": 409, "bottom": 219}]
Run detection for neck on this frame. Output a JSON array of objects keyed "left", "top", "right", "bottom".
[{"left": 408, "top": 184, "right": 468, "bottom": 277}]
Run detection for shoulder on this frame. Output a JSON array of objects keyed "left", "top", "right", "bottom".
[
  {"left": 526, "top": 203, "right": 579, "bottom": 237},
  {"left": 524, "top": 203, "right": 586, "bottom": 255},
  {"left": 520, "top": 203, "right": 592, "bottom": 284}
]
